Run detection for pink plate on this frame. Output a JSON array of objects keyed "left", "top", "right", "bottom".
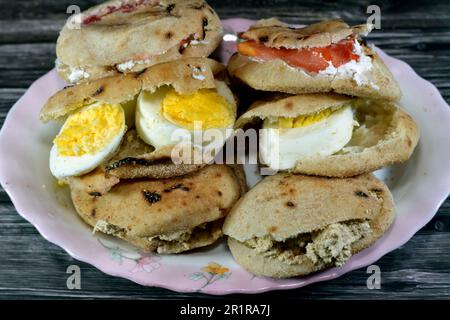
[{"left": 1, "top": 18, "right": 450, "bottom": 295}]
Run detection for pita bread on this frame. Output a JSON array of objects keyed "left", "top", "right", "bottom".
[
  {"left": 228, "top": 53, "right": 401, "bottom": 101},
  {"left": 235, "top": 94, "right": 419, "bottom": 177},
  {"left": 223, "top": 173, "right": 394, "bottom": 277},
  {"left": 40, "top": 58, "right": 229, "bottom": 122},
  {"left": 57, "top": 0, "right": 223, "bottom": 84},
  {"left": 228, "top": 19, "right": 401, "bottom": 101},
  {"left": 41, "top": 59, "right": 237, "bottom": 175},
  {"left": 139, "top": 57, "right": 228, "bottom": 94},
  {"left": 69, "top": 164, "right": 247, "bottom": 253},
  {"left": 40, "top": 73, "right": 141, "bottom": 123},
  {"left": 104, "top": 129, "right": 206, "bottom": 179}
]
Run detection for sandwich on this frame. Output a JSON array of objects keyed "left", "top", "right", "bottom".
[
  {"left": 228, "top": 18, "right": 401, "bottom": 101},
  {"left": 56, "top": 0, "right": 223, "bottom": 84},
  {"left": 40, "top": 58, "right": 237, "bottom": 180},
  {"left": 235, "top": 93, "right": 419, "bottom": 177},
  {"left": 70, "top": 164, "right": 247, "bottom": 253},
  {"left": 223, "top": 173, "right": 395, "bottom": 278},
  {"left": 40, "top": 57, "right": 244, "bottom": 253}
]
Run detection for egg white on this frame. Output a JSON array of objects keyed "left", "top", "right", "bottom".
[
  {"left": 135, "top": 81, "right": 235, "bottom": 151},
  {"left": 49, "top": 103, "right": 126, "bottom": 179},
  {"left": 260, "top": 106, "right": 355, "bottom": 170}
]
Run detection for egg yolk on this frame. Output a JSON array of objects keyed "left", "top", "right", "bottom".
[
  {"left": 54, "top": 103, "right": 124, "bottom": 157},
  {"left": 161, "top": 88, "right": 234, "bottom": 130},
  {"left": 268, "top": 108, "right": 334, "bottom": 129}
]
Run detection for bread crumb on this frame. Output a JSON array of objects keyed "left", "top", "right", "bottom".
[
  {"left": 306, "top": 221, "right": 371, "bottom": 266},
  {"left": 244, "top": 220, "right": 371, "bottom": 267}
]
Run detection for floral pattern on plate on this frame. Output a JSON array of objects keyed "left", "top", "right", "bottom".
[
  {"left": 99, "top": 239, "right": 162, "bottom": 274},
  {"left": 188, "top": 262, "right": 232, "bottom": 289}
]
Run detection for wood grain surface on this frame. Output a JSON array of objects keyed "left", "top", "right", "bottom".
[{"left": 0, "top": 0, "right": 449, "bottom": 299}]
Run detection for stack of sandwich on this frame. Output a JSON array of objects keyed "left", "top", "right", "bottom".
[
  {"left": 39, "top": 1, "right": 420, "bottom": 279},
  {"left": 40, "top": 0, "right": 247, "bottom": 254},
  {"left": 223, "top": 19, "right": 419, "bottom": 277}
]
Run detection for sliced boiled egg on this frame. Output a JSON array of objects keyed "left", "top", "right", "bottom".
[
  {"left": 136, "top": 81, "right": 235, "bottom": 151},
  {"left": 50, "top": 102, "right": 126, "bottom": 179},
  {"left": 260, "top": 105, "right": 356, "bottom": 170}
]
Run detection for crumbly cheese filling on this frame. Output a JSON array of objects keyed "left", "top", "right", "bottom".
[
  {"left": 306, "top": 221, "right": 371, "bottom": 266},
  {"left": 68, "top": 68, "right": 90, "bottom": 83},
  {"left": 93, "top": 220, "right": 207, "bottom": 240},
  {"left": 56, "top": 60, "right": 91, "bottom": 83},
  {"left": 93, "top": 220, "right": 127, "bottom": 237},
  {"left": 317, "top": 40, "right": 378, "bottom": 89},
  {"left": 243, "top": 220, "right": 371, "bottom": 267},
  {"left": 93, "top": 220, "right": 215, "bottom": 253},
  {"left": 116, "top": 59, "right": 152, "bottom": 72},
  {"left": 148, "top": 228, "right": 198, "bottom": 243}
]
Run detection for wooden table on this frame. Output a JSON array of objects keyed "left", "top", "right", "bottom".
[{"left": 0, "top": 0, "right": 449, "bottom": 299}]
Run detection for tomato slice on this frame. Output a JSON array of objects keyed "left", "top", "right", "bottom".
[{"left": 237, "top": 38, "right": 359, "bottom": 73}]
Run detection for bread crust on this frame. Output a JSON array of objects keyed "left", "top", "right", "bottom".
[
  {"left": 291, "top": 105, "right": 419, "bottom": 177},
  {"left": 240, "top": 18, "right": 371, "bottom": 49},
  {"left": 40, "top": 58, "right": 229, "bottom": 122},
  {"left": 104, "top": 130, "right": 206, "bottom": 179},
  {"left": 235, "top": 93, "right": 352, "bottom": 127},
  {"left": 69, "top": 164, "right": 247, "bottom": 253},
  {"left": 224, "top": 173, "right": 395, "bottom": 277},
  {"left": 56, "top": 0, "right": 223, "bottom": 84},
  {"left": 139, "top": 57, "right": 227, "bottom": 94},
  {"left": 223, "top": 173, "right": 394, "bottom": 240},
  {"left": 40, "top": 73, "right": 141, "bottom": 122},
  {"left": 227, "top": 237, "right": 324, "bottom": 278}
]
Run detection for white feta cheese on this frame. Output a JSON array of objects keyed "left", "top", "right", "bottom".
[
  {"left": 251, "top": 39, "right": 379, "bottom": 90},
  {"left": 116, "top": 60, "right": 136, "bottom": 72},
  {"left": 56, "top": 59, "right": 90, "bottom": 83},
  {"left": 190, "top": 39, "right": 209, "bottom": 45},
  {"left": 68, "top": 67, "right": 90, "bottom": 83},
  {"left": 116, "top": 58, "right": 153, "bottom": 72},
  {"left": 318, "top": 39, "right": 378, "bottom": 89}
]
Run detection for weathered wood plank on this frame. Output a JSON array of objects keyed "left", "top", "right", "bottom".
[
  {"left": 0, "top": 0, "right": 449, "bottom": 21},
  {"left": 1, "top": 15, "right": 450, "bottom": 44},
  {"left": 2, "top": 18, "right": 450, "bottom": 44},
  {"left": 0, "top": 203, "right": 449, "bottom": 299}
]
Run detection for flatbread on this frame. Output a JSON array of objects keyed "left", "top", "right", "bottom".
[
  {"left": 235, "top": 94, "right": 420, "bottom": 177},
  {"left": 41, "top": 58, "right": 236, "bottom": 176},
  {"left": 56, "top": 0, "right": 223, "bottom": 83},
  {"left": 139, "top": 57, "right": 227, "bottom": 94},
  {"left": 104, "top": 130, "right": 206, "bottom": 179},
  {"left": 223, "top": 173, "right": 394, "bottom": 277},
  {"left": 228, "top": 51, "right": 401, "bottom": 101},
  {"left": 40, "top": 58, "right": 229, "bottom": 122},
  {"left": 69, "top": 164, "right": 247, "bottom": 253},
  {"left": 40, "top": 73, "right": 141, "bottom": 122},
  {"left": 239, "top": 18, "right": 372, "bottom": 49},
  {"left": 228, "top": 18, "right": 401, "bottom": 101}
]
